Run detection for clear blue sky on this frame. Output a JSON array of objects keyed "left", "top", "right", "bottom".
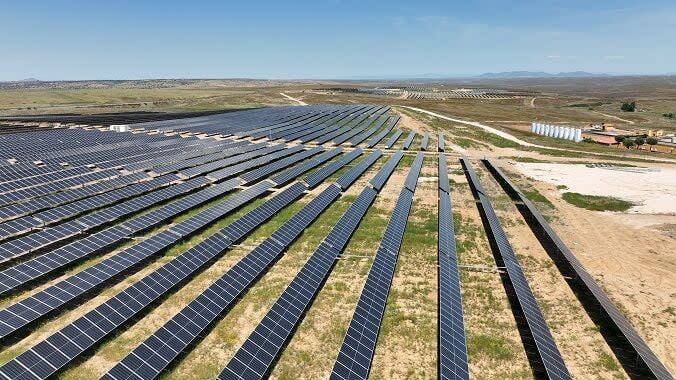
[{"left": 2, "top": 0, "right": 675, "bottom": 80}]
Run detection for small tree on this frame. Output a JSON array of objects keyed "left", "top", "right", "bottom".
[
  {"left": 646, "top": 137, "right": 658, "bottom": 151},
  {"left": 635, "top": 137, "right": 645, "bottom": 150},
  {"left": 621, "top": 101, "right": 636, "bottom": 112},
  {"left": 622, "top": 138, "right": 635, "bottom": 149},
  {"left": 614, "top": 135, "right": 625, "bottom": 143}
]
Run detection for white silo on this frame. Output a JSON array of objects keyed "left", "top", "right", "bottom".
[
  {"left": 535, "top": 123, "right": 542, "bottom": 134},
  {"left": 568, "top": 128, "right": 575, "bottom": 141},
  {"left": 531, "top": 122, "right": 536, "bottom": 133},
  {"left": 555, "top": 126, "right": 563, "bottom": 139},
  {"left": 574, "top": 129, "right": 582, "bottom": 142},
  {"left": 547, "top": 125, "right": 554, "bottom": 137},
  {"left": 563, "top": 127, "right": 571, "bottom": 140}
]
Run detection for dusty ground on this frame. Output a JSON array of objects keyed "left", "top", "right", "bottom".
[{"left": 514, "top": 162, "right": 676, "bottom": 214}]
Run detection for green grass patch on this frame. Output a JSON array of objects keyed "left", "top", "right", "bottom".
[
  {"left": 467, "top": 333, "right": 515, "bottom": 361},
  {"left": 522, "top": 189, "right": 553, "bottom": 207},
  {"left": 561, "top": 192, "right": 635, "bottom": 212}
]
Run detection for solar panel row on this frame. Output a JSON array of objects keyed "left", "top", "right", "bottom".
[
  {"left": 401, "top": 131, "right": 416, "bottom": 150},
  {"left": 0, "top": 177, "right": 230, "bottom": 297},
  {"left": 180, "top": 144, "right": 290, "bottom": 178},
  {"left": 304, "top": 148, "right": 363, "bottom": 189},
  {"left": 349, "top": 115, "right": 389, "bottom": 147},
  {"left": 0, "top": 172, "right": 149, "bottom": 222},
  {"left": 460, "top": 158, "right": 571, "bottom": 380},
  {"left": 366, "top": 116, "right": 400, "bottom": 148},
  {"left": 0, "top": 180, "right": 301, "bottom": 380},
  {"left": 482, "top": 159, "right": 673, "bottom": 380},
  {"left": 420, "top": 132, "right": 430, "bottom": 151},
  {"left": 334, "top": 151, "right": 381, "bottom": 190},
  {"left": 0, "top": 179, "right": 242, "bottom": 340},
  {"left": 104, "top": 152, "right": 383, "bottom": 380},
  {"left": 437, "top": 154, "right": 469, "bottom": 380},
  {"left": 383, "top": 129, "right": 403, "bottom": 149},
  {"left": 270, "top": 147, "right": 342, "bottom": 186},
  {"left": 218, "top": 153, "right": 403, "bottom": 380},
  {"left": 0, "top": 174, "right": 185, "bottom": 262},
  {"left": 330, "top": 152, "right": 423, "bottom": 380}
]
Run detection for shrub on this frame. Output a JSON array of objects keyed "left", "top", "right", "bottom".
[
  {"left": 614, "top": 135, "right": 625, "bottom": 143},
  {"left": 621, "top": 101, "right": 636, "bottom": 112}
]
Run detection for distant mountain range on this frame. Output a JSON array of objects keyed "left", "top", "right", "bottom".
[{"left": 478, "top": 71, "right": 609, "bottom": 78}]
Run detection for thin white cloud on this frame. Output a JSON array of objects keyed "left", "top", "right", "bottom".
[{"left": 604, "top": 55, "right": 625, "bottom": 60}]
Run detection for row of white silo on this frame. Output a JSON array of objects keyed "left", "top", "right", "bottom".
[{"left": 531, "top": 122, "right": 582, "bottom": 142}]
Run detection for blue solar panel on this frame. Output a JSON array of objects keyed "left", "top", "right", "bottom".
[
  {"left": 482, "top": 159, "right": 673, "bottom": 380},
  {"left": 460, "top": 158, "right": 570, "bottom": 380},
  {"left": 330, "top": 152, "right": 423, "bottom": 380},
  {"left": 104, "top": 183, "right": 352, "bottom": 380},
  {"left": 218, "top": 154, "right": 401, "bottom": 380},
  {"left": 438, "top": 154, "right": 468, "bottom": 380},
  {"left": 0, "top": 180, "right": 303, "bottom": 380}
]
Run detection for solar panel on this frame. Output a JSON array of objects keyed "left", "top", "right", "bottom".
[
  {"left": 460, "top": 158, "right": 571, "bottom": 380},
  {"left": 218, "top": 155, "right": 402, "bottom": 380},
  {"left": 105, "top": 183, "right": 349, "bottom": 380},
  {"left": 0, "top": 172, "right": 149, "bottom": 222},
  {"left": 239, "top": 147, "right": 323, "bottom": 183},
  {"left": 335, "top": 150, "right": 382, "bottom": 190},
  {"left": 349, "top": 115, "right": 389, "bottom": 146},
  {"left": 366, "top": 116, "right": 399, "bottom": 148},
  {"left": 0, "top": 179, "right": 240, "bottom": 300},
  {"left": 369, "top": 151, "right": 403, "bottom": 191},
  {"left": 383, "top": 129, "right": 403, "bottom": 149},
  {"left": 0, "top": 180, "right": 304, "bottom": 379},
  {"left": 404, "top": 152, "right": 424, "bottom": 192},
  {"left": 482, "top": 159, "right": 673, "bottom": 380},
  {"left": 330, "top": 153, "right": 423, "bottom": 380},
  {"left": 437, "top": 154, "right": 469, "bottom": 380},
  {"left": 0, "top": 174, "right": 186, "bottom": 263},
  {"left": 304, "top": 148, "right": 363, "bottom": 188},
  {"left": 401, "top": 131, "right": 416, "bottom": 150},
  {"left": 438, "top": 153, "right": 450, "bottom": 193},
  {"left": 420, "top": 132, "right": 430, "bottom": 151},
  {"left": 438, "top": 133, "right": 445, "bottom": 152},
  {"left": 271, "top": 147, "right": 342, "bottom": 186}
]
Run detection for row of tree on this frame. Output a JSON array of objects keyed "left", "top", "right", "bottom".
[{"left": 614, "top": 135, "right": 659, "bottom": 149}]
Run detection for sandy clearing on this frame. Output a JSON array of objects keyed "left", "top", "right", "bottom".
[
  {"left": 514, "top": 162, "right": 676, "bottom": 214},
  {"left": 279, "top": 92, "right": 308, "bottom": 105}
]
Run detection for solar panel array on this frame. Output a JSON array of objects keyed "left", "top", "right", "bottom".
[
  {"left": 460, "top": 158, "right": 571, "bottom": 380},
  {"left": 218, "top": 153, "right": 403, "bottom": 380},
  {"left": 482, "top": 159, "right": 673, "bottom": 380},
  {"left": 103, "top": 151, "right": 383, "bottom": 380},
  {"left": 437, "top": 154, "right": 469, "bottom": 380},
  {"left": 330, "top": 152, "right": 423, "bottom": 380},
  {"left": 0, "top": 104, "right": 664, "bottom": 380}
]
